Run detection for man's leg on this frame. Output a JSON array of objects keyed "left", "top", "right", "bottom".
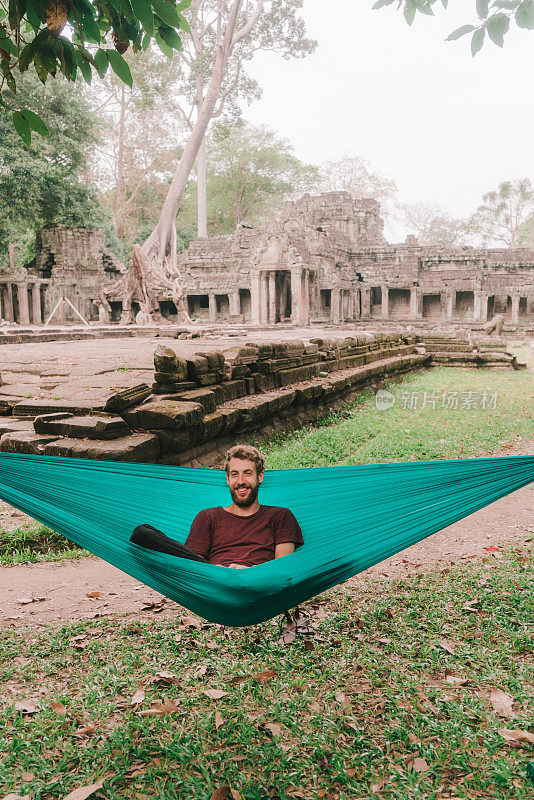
[{"left": 130, "top": 524, "right": 207, "bottom": 562}]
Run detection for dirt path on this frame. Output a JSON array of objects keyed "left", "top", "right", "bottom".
[{"left": 1, "top": 441, "right": 532, "bottom": 628}]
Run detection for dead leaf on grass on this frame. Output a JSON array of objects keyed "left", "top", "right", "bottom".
[
  {"left": 444, "top": 672, "right": 468, "bottom": 687},
  {"left": 138, "top": 696, "right": 179, "bottom": 716},
  {"left": 73, "top": 724, "right": 97, "bottom": 738},
  {"left": 228, "top": 674, "right": 251, "bottom": 685},
  {"left": 488, "top": 688, "right": 515, "bottom": 718},
  {"left": 214, "top": 711, "right": 224, "bottom": 730},
  {"left": 437, "top": 639, "right": 456, "bottom": 654},
  {"left": 264, "top": 722, "right": 283, "bottom": 737},
  {"left": 413, "top": 757, "right": 429, "bottom": 773},
  {"left": 130, "top": 687, "right": 145, "bottom": 706},
  {"left": 14, "top": 700, "right": 38, "bottom": 715},
  {"left": 61, "top": 780, "right": 104, "bottom": 800},
  {"left": 203, "top": 689, "right": 228, "bottom": 700},
  {"left": 253, "top": 669, "right": 278, "bottom": 683},
  {"left": 50, "top": 701, "right": 67, "bottom": 715},
  {"left": 181, "top": 615, "right": 202, "bottom": 629},
  {"left": 20, "top": 773, "right": 34, "bottom": 782},
  {"left": 335, "top": 692, "right": 350, "bottom": 708},
  {"left": 498, "top": 728, "right": 534, "bottom": 745},
  {"left": 2, "top": 794, "right": 30, "bottom": 800},
  {"left": 150, "top": 671, "right": 180, "bottom": 685},
  {"left": 209, "top": 787, "right": 242, "bottom": 800}
]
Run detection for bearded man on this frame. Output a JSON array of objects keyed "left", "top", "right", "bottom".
[{"left": 184, "top": 444, "right": 303, "bottom": 567}]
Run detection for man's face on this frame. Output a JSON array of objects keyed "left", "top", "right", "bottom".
[{"left": 226, "top": 458, "right": 264, "bottom": 507}]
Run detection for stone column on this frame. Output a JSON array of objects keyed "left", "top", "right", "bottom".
[
  {"left": 17, "top": 283, "right": 30, "bottom": 324},
  {"left": 381, "top": 285, "right": 389, "bottom": 319},
  {"left": 32, "top": 283, "right": 42, "bottom": 324},
  {"left": 208, "top": 293, "right": 217, "bottom": 322},
  {"left": 511, "top": 295, "right": 520, "bottom": 323},
  {"left": 229, "top": 291, "right": 240, "bottom": 316},
  {"left": 4, "top": 284, "right": 14, "bottom": 322},
  {"left": 250, "top": 273, "right": 261, "bottom": 325},
  {"left": 410, "top": 287, "right": 419, "bottom": 318},
  {"left": 302, "top": 269, "right": 310, "bottom": 325},
  {"left": 446, "top": 290, "right": 454, "bottom": 321},
  {"left": 290, "top": 269, "right": 302, "bottom": 325},
  {"left": 473, "top": 290, "right": 482, "bottom": 321},
  {"left": 331, "top": 287, "right": 340, "bottom": 324},
  {"left": 479, "top": 293, "right": 488, "bottom": 322},
  {"left": 259, "top": 272, "right": 269, "bottom": 324},
  {"left": 361, "top": 287, "right": 371, "bottom": 318},
  {"left": 352, "top": 288, "right": 360, "bottom": 318},
  {"left": 269, "top": 271, "right": 277, "bottom": 324}
]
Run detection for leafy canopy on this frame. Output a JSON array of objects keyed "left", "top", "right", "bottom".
[
  {"left": 0, "top": 0, "right": 191, "bottom": 143},
  {"left": 373, "top": 0, "right": 534, "bottom": 55},
  {"left": 0, "top": 71, "right": 109, "bottom": 269}
]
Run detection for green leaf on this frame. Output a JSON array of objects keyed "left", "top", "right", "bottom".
[
  {"left": 471, "top": 26, "right": 485, "bottom": 54},
  {"left": 141, "top": 32, "right": 151, "bottom": 49},
  {"left": 93, "top": 47, "right": 108, "bottom": 76},
  {"left": 0, "top": 34, "right": 18, "bottom": 56},
  {"left": 158, "top": 23, "right": 181, "bottom": 48},
  {"left": 106, "top": 48, "right": 133, "bottom": 86},
  {"left": 151, "top": 0, "right": 182, "bottom": 27},
  {"left": 12, "top": 110, "right": 32, "bottom": 146},
  {"left": 18, "top": 42, "right": 34, "bottom": 72},
  {"left": 176, "top": 10, "right": 190, "bottom": 33},
  {"left": 154, "top": 30, "right": 173, "bottom": 56},
  {"left": 117, "top": 0, "right": 134, "bottom": 24},
  {"left": 516, "top": 0, "right": 534, "bottom": 28},
  {"left": 131, "top": 0, "right": 154, "bottom": 34},
  {"left": 476, "top": 0, "right": 490, "bottom": 18},
  {"left": 486, "top": 12, "right": 510, "bottom": 45},
  {"left": 372, "top": 0, "right": 396, "bottom": 8},
  {"left": 404, "top": 0, "right": 416, "bottom": 25},
  {"left": 78, "top": 13, "right": 102, "bottom": 42},
  {"left": 21, "top": 108, "right": 49, "bottom": 136},
  {"left": 446, "top": 24, "right": 475, "bottom": 40},
  {"left": 75, "top": 50, "right": 92, "bottom": 82}
]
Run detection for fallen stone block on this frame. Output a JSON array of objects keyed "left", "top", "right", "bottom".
[
  {"left": 1, "top": 431, "right": 60, "bottom": 455},
  {"left": 0, "top": 419, "right": 35, "bottom": 435},
  {"left": 220, "top": 408, "right": 241, "bottom": 431},
  {"left": 104, "top": 384, "right": 152, "bottom": 413},
  {"left": 220, "top": 380, "right": 247, "bottom": 402},
  {"left": 154, "top": 426, "right": 202, "bottom": 453},
  {"left": 186, "top": 355, "right": 209, "bottom": 378},
  {"left": 152, "top": 381, "right": 196, "bottom": 394},
  {"left": 202, "top": 351, "right": 225, "bottom": 370},
  {"left": 177, "top": 389, "right": 217, "bottom": 413},
  {"left": 154, "top": 345, "right": 178, "bottom": 373},
  {"left": 35, "top": 414, "right": 129, "bottom": 440},
  {"left": 43, "top": 434, "right": 160, "bottom": 463},
  {"left": 202, "top": 411, "right": 226, "bottom": 439},
  {"left": 122, "top": 400, "right": 204, "bottom": 430},
  {"left": 196, "top": 372, "right": 218, "bottom": 387},
  {"left": 14, "top": 399, "right": 108, "bottom": 417},
  {"left": 33, "top": 412, "right": 74, "bottom": 433}
]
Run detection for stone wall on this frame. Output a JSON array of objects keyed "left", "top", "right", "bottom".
[{"left": 1, "top": 225, "right": 125, "bottom": 325}]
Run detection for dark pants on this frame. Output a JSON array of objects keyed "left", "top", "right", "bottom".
[{"left": 130, "top": 524, "right": 207, "bottom": 562}]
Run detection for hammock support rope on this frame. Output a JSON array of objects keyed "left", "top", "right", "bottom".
[{"left": 0, "top": 452, "right": 532, "bottom": 626}]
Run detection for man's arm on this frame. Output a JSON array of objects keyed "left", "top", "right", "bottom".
[{"left": 275, "top": 542, "right": 295, "bottom": 559}]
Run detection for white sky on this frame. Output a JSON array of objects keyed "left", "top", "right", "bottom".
[{"left": 244, "top": 1, "right": 534, "bottom": 242}]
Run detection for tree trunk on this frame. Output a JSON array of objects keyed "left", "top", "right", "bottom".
[
  {"left": 115, "top": 85, "right": 127, "bottom": 240},
  {"left": 196, "top": 134, "right": 208, "bottom": 238}
]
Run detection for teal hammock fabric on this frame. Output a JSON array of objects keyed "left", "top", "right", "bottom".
[{"left": 0, "top": 452, "right": 532, "bottom": 626}]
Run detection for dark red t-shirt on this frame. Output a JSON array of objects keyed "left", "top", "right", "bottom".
[{"left": 184, "top": 505, "right": 304, "bottom": 567}]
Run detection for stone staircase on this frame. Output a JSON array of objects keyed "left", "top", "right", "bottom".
[{"left": 417, "top": 335, "right": 518, "bottom": 370}]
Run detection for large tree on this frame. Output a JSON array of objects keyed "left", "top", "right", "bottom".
[
  {"left": 168, "top": 0, "right": 315, "bottom": 238},
  {"left": 200, "top": 118, "right": 318, "bottom": 234},
  {"left": 374, "top": 0, "right": 534, "bottom": 54},
  {"left": 0, "top": 72, "right": 106, "bottom": 270},
  {"left": 398, "top": 201, "right": 468, "bottom": 247},
  {"left": 318, "top": 155, "right": 397, "bottom": 217},
  {"left": 467, "top": 179, "right": 534, "bottom": 247}
]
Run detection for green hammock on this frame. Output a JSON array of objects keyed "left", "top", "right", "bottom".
[{"left": 0, "top": 452, "right": 532, "bottom": 626}]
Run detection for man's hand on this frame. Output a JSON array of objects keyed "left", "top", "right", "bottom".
[{"left": 229, "top": 563, "right": 249, "bottom": 569}]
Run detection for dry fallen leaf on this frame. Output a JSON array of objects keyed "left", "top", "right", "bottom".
[
  {"left": 203, "top": 689, "right": 228, "bottom": 700},
  {"left": 14, "top": 700, "right": 38, "bottom": 715},
  {"left": 130, "top": 687, "right": 145, "bottom": 706},
  {"left": 2, "top": 794, "right": 30, "bottom": 800},
  {"left": 445, "top": 675, "right": 468, "bottom": 687},
  {"left": 85, "top": 591, "right": 104, "bottom": 599},
  {"left": 61, "top": 780, "right": 104, "bottom": 800},
  {"left": 498, "top": 728, "right": 534, "bottom": 745},
  {"left": 413, "top": 757, "right": 429, "bottom": 773},
  {"left": 228, "top": 674, "right": 251, "bottom": 685},
  {"left": 181, "top": 615, "right": 202, "bottom": 629},
  {"left": 73, "top": 723, "right": 97, "bottom": 738},
  {"left": 209, "top": 787, "right": 242, "bottom": 800},
  {"left": 264, "top": 722, "right": 283, "bottom": 737},
  {"left": 253, "top": 669, "right": 278, "bottom": 683},
  {"left": 488, "top": 688, "right": 515, "bottom": 718},
  {"left": 438, "top": 639, "right": 456, "bottom": 654},
  {"left": 20, "top": 773, "right": 34, "bottom": 782},
  {"left": 50, "top": 701, "right": 67, "bottom": 715},
  {"left": 152, "top": 671, "right": 180, "bottom": 685},
  {"left": 214, "top": 711, "right": 224, "bottom": 730},
  {"left": 138, "top": 696, "right": 179, "bottom": 716},
  {"left": 335, "top": 692, "right": 350, "bottom": 708}
]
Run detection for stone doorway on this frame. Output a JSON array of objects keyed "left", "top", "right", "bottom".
[
  {"left": 487, "top": 295, "right": 511, "bottom": 318},
  {"left": 239, "top": 289, "right": 251, "bottom": 321},
  {"left": 275, "top": 270, "right": 292, "bottom": 322},
  {"left": 454, "top": 291, "right": 474, "bottom": 319},
  {"left": 388, "top": 288, "right": 410, "bottom": 318},
  {"left": 422, "top": 293, "right": 441, "bottom": 318}
]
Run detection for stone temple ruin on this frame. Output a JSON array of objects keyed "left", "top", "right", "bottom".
[{"left": 1, "top": 192, "right": 534, "bottom": 331}]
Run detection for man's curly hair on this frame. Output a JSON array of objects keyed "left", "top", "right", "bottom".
[{"left": 224, "top": 444, "right": 265, "bottom": 476}]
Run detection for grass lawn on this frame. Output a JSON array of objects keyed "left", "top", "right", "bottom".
[
  {"left": 1, "top": 550, "right": 533, "bottom": 799},
  {"left": 0, "top": 524, "right": 86, "bottom": 566},
  {"left": 264, "top": 366, "right": 534, "bottom": 469}
]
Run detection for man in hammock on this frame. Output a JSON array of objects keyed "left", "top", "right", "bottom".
[{"left": 131, "top": 444, "right": 306, "bottom": 631}]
